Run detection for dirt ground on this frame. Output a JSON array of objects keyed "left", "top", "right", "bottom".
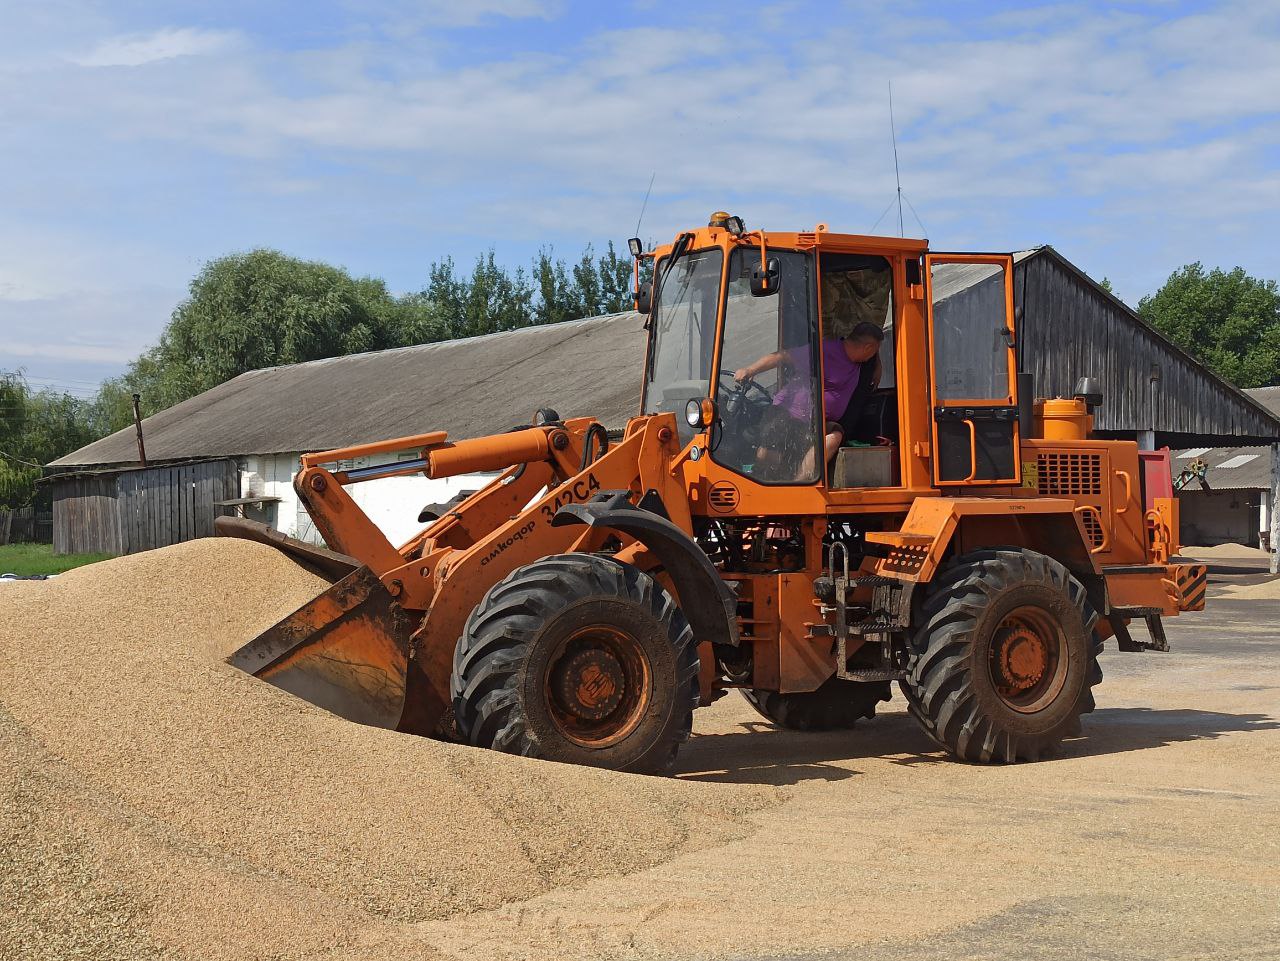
[
  {"left": 411, "top": 581, "right": 1280, "bottom": 961},
  {"left": 3, "top": 549, "right": 1277, "bottom": 960}
]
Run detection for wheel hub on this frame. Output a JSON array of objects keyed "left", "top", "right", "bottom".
[
  {"left": 552, "top": 648, "right": 626, "bottom": 721},
  {"left": 994, "top": 625, "right": 1046, "bottom": 691}
]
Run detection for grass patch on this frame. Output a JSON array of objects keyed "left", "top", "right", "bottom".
[{"left": 0, "top": 544, "right": 114, "bottom": 576}]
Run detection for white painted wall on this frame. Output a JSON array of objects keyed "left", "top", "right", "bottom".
[
  {"left": 239, "top": 452, "right": 497, "bottom": 547},
  {"left": 1179, "top": 488, "right": 1263, "bottom": 548},
  {"left": 1261, "top": 488, "right": 1271, "bottom": 551}
]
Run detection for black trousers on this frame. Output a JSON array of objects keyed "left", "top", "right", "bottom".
[{"left": 835, "top": 358, "right": 878, "bottom": 441}]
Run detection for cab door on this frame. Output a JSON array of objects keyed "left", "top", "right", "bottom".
[{"left": 925, "top": 253, "right": 1021, "bottom": 486}]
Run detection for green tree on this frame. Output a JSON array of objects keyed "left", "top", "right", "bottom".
[
  {"left": 593, "top": 241, "right": 636, "bottom": 315},
  {"left": 47, "top": 240, "right": 641, "bottom": 450},
  {"left": 425, "top": 243, "right": 635, "bottom": 334},
  {"left": 1139, "top": 264, "right": 1280, "bottom": 388},
  {"left": 0, "top": 372, "right": 37, "bottom": 508},
  {"left": 23, "top": 390, "right": 104, "bottom": 466},
  {"left": 114, "top": 249, "right": 438, "bottom": 417},
  {"left": 457, "top": 251, "right": 534, "bottom": 338},
  {"left": 0, "top": 372, "right": 109, "bottom": 503},
  {"left": 531, "top": 248, "right": 585, "bottom": 327}
]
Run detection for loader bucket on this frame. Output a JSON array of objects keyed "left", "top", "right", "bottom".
[
  {"left": 220, "top": 523, "right": 416, "bottom": 730},
  {"left": 214, "top": 515, "right": 361, "bottom": 581}
]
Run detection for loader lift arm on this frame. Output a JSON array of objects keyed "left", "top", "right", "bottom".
[{"left": 223, "top": 413, "right": 735, "bottom": 742}]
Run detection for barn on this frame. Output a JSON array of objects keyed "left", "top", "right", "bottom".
[
  {"left": 46, "top": 313, "right": 644, "bottom": 553},
  {"left": 48, "top": 247, "right": 1280, "bottom": 567}
]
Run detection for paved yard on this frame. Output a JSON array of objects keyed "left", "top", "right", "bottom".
[{"left": 420, "top": 580, "right": 1280, "bottom": 961}]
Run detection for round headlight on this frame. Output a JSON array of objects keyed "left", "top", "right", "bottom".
[{"left": 685, "top": 398, "right": 703, "bottom": 428}]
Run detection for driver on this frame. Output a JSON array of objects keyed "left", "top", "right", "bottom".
[{"left": 734, "top": 322, "right": 884, "bottom": 480}]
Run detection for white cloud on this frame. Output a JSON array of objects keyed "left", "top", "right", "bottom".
[
  {"left": 0, "top": 285, "right": 182, "bottom": 386},
  {"left": 345, "top": 0, "right": 563, "bottom": 30},
  {"left": 2, "top": 0, "right": 1277, "bottom": 387},
  {"left": 71, "top": 27, "right": 239, "bottom": 68}
]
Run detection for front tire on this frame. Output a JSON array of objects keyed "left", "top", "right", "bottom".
[
  {"left": 451, "top": 554, "right": 699, "bottom": 774},
  {"left": 900, "top": 548, "right": 1102, "bottom": 763}
]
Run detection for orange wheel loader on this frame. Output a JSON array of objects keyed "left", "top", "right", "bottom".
[{"left": 218, "top": 213, "right": 1207, "bottom": 774}]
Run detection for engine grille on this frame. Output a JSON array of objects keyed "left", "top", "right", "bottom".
[
  {"left": 1078, "top": 509, "right": 1105, "bottom": 549},
  {"left": 1037, "top": 452, "right": 1103, "bottom": 496}
]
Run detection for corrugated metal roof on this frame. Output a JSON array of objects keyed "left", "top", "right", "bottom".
[
  {"left": 1170, "top": 387, "right": 1278, "bottom": 491},
  {"left": 51, "top": 312, "right": 647, "bottom": 468}
]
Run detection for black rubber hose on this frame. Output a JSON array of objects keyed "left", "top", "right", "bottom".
[{"left": 580, "top": 423, "right": 609, "bottom": 471}]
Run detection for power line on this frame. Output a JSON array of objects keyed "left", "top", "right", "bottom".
[
  {"left": 20, "top": 373, "right": 103, "bottom": 387},
  {"left": 18, "top": 376, "right": 97, "bottom": 391},
  {"left": 0, "top": 448, "right": 44, "bottom": 469}
]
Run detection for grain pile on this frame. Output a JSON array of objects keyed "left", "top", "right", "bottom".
[
  {"left": 1221, "top": 576, "right": 1280, "bottom": 600},
  {"left": 1180, "top": 542, "right": 1271, "bottom": 560},
  {"left": 0, "top": 538, "right": 773, "bottom": 961}
]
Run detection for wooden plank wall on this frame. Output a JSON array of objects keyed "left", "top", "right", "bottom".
[
  {"left": 52, "top": 459, "right": 238, "bottom": 555},
  {"left": 1018, "top": 253, "right": 1280, "bottom": 444},
  {"left": 0, "top": 507, "right": 53, "bottom": 545},
  {"left": 116, "top": 459, "right": 238, "bottom": 553},
  {"left": 51, "top": 474, "right": 122, "bottom": 555}
]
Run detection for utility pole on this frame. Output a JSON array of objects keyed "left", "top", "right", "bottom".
[
  {"left": 132, "top": 393, "right": 148, "bottom": 468},
  {"left": 1270, "top": 442, "right": 1279, "bottom": 575}
]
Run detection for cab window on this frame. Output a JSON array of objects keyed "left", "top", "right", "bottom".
[
  {"left": 642, "top": 248, "right": 724, "bottom": 444},
  {"left": 712, "top": 248, "right": 820, "bottom": 484}
]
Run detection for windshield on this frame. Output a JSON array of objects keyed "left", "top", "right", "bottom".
[
  {"left": 642, "top": 247, "right": 724, "bottom": 443},
  {"left": 713, "top": 248, "right": 820, "bottom": 483}
]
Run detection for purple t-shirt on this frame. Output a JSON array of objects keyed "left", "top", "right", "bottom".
[{"left": 773, "top": 339, "right": 861, "bottom": 421}]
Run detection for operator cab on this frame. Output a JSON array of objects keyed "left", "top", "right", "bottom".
[
  {"left": 640, "top": 216, "right": 907, "bottom": 492},
  {"left": 639, "top": 214, "right": 1022, "bottom": 499}
]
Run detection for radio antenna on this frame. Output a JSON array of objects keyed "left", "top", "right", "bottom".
[
  {"left": 889, "top": 80, "right": 904, "bottom": 237},
  {"left": 634, "top": 171, "right": 656, "bottom": 238}
]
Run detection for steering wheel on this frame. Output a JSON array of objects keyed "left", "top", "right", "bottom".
[{"left": 717, "top": 369, "right": 773, "bottom": 415}]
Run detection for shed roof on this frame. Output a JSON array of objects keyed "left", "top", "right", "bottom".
[
  {"left": 51, "top": 312, "right": 647, "bottom": 468},
  {"left": 51, "top": 247, "right": 1280, "bottom": 470},
  {"left": 1013, "top": 247, "right": 1280, "bottom": 445},
  {"left": 1170, "top": 387, "right": 1279, "bottom": 491}
]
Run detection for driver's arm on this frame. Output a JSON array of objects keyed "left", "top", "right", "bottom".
[{"left": 734, "top": 351, "right": 785, "bottom": 382}]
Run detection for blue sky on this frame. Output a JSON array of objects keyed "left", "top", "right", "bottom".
[{"left": 1, "top": 0, "right": 1278, "bottom": 395}]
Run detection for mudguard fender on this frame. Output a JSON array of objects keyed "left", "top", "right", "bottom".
[{"left": 552, "top": 490, "right": 739, "bottom": 648}]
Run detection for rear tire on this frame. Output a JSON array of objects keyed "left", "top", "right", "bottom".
[
  {"left": 900, "top": 548, "right": 1102, "bottom": 763},
  {"left": 742, "top": 678, "right": 891, "bottom": 731},
  {"left": 451, "top": 554, "right": 699, "bottom": 774}
]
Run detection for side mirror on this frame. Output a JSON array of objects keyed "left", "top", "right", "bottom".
[
  {"left": 634, "top": 280, "right": 652, "bottom": 315},
  {"left": 751, "top": 258, "right": 781, "bottom": 297}
]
